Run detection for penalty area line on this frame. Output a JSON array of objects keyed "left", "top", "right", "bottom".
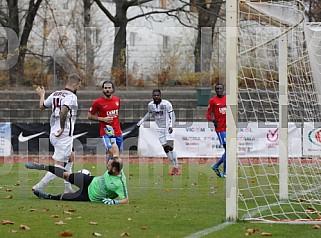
[{"left": 184, "top": 221, "right": 234, "bottom": 238}]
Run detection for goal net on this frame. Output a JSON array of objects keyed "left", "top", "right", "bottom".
[{"left": 235, "top": 0, "right": 321, "bottom": 223}]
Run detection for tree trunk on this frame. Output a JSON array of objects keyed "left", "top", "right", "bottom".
[
  {"left": 7, "top": 0, "right": 19, "bottom": 86},
  {"left": 6, "top": 0, "right": 42, "bottom": 86},
  {"left": 111, "top": 1, "right": 129, "bottom": 86},
  {"left": 84, "top": 0, "right": 95, "bottom": 86},
  {"left": 194, "top": 0, "right": 222, "bottom": 81}
]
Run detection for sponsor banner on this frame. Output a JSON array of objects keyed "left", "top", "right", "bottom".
[
  {"left": 138, "top": 122, "right": 302, "bottom": 158},
  {"left": 0, "top": 123, "right": 11, "bottom": 156},
  {"left": 11, "top": 122, "right": 138, "bottom": 155},
  {"left": 237, "top": 122, "right": 301, "bottom": 157},
  {"left": 303, "top": 122, "right": 321, "bottom": 155},
  {"left": 138, "top": 122, "right": 224, "bottom": 158}
]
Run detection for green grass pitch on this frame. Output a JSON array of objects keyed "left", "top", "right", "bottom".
[{"left": 1, "top": 161, "right": 321, "bottom": 238}]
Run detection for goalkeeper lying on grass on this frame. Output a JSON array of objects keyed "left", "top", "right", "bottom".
[{"left": 25, "top": 157, "right": 128, "bottom": 205}]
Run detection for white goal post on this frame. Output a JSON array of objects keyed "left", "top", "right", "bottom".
[{"left": 226, "top": 0, "right": 321, "bottom": 223}]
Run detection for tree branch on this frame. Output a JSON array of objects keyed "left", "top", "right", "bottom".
[
  {"left": 128, "top": 5, "right": 190, "bottom": 22},
  {"left": 93, "top": 0, "right": 116, "bottom": 23}
]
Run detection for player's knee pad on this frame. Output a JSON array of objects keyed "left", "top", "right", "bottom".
[{"left": 163, "top": 145, "right": 173, "bottom": 153}]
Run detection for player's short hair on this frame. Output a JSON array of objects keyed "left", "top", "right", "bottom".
[
  {"left": 152, "top": 89, "right": 161, "bottom": 95},
  {"left": 67, "top": 74, "right": 81, "bottom": 84},
  {"left": 110, "top": 157, "right": 123, "bottom": 172},
  {"left": 215, "top": 83, "right": 224, "bottom": 89},
  {"left": 102, "top": 80, "right": 115, "bottom": 93}
]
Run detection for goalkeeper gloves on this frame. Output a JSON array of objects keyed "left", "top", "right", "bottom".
[
  {"left": 102, "top": 198, "right": 120, "bottom": 205},
  {"left": 213, "top": 120, "right": 218, "bottom": 128},
  {"left": 104, "top": 125, "right": 115, "bottom": 138}
]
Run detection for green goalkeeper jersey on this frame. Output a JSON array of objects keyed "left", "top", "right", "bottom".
[{"left": 87, "top": 171, "right": 128, "bottom": 202}]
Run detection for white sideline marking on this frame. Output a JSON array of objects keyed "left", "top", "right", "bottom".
[{"left": 184, "top": 221, "right": 234, "bottom": 238}]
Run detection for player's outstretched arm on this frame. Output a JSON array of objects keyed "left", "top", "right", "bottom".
[
  {"left": 102, "top": 197, "right": 129, "bottom": 205},
  {"left": 137, "top": 112, "right": 150, "bottom": 127}
]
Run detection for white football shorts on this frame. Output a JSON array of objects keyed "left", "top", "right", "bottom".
[
  {"left": 157, "top": 128, "right": 175, "bottom": 145},
  {"left": 50, "top": 133, "right": 72, "bottom": 163}
]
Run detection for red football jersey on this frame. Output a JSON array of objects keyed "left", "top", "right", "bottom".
[
  {"left": 205, "top": 95, "right": 226, "bottom": 132},
  {"left": 88, "top": 96, "right": 122, "bottom": 136}
]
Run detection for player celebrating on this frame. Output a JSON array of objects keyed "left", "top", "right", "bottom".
[
  {"left": 206, "top": 83, "right": 226, "bottom": 178},
  {"left": 137, "top": 89, "right": 180, "bottom": 176},
  {"left": 87, "top": 81, "right": 123, "bottom": 162},
  {"left": 25, "top": 157, "right": 128, "bottom": 204},
  {"left": 34, "top": 74, "right": 81, "bottom": 193}
]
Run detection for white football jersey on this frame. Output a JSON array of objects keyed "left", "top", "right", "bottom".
[
  {"left": 44, "top": 89, "right": 78, "bottom": 137},
  {"left": 138, "top": 99, "right": 175, "bottom": 129}
]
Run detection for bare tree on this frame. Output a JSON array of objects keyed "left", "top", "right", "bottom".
[
  {"left": 0, "top": 0, "right": 43, "bottom": 86},
  {"left": 93, "top": 0, "right": 190, "bottom": 85},
  {"left": 305, "top": 0, "right": 321, "bottom": 22},
  {"left": 84, "top": 0, "right": 95, "bottom": 86},
  {"left": 192, "top": 1, "right": 223, "bottom": 79}
]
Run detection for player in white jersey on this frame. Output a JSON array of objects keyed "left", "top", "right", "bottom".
[
  {"left": 33, "top": 74, "right": 81, "bottom": 193},
  {"left": 137, "top": 89, "right": 181, "bottom": 176}
]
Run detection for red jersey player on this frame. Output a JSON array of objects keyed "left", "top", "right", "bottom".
[
  {"left": 206, "top": 83, "right": 226, "bottom": 178},
  {"left": 87, "top": 81, "right": 123, "bottom": 162}
]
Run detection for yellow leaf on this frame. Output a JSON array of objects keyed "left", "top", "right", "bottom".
[
  {"left": 2, "top": 220, "right": 14, "bottom": 225},
  {"left": 55, "top": 221, "right": 66, "bottom": 225},
  {"left": 120, "top": 232, "right": 130, "bottom": 237},
  {"left": 19, "top": 225, "right": 31, "bottom": 230}
]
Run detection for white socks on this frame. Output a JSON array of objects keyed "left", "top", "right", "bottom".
[
  {"left": 166, "top": 151, "right": 179, "bottom": 168},
  {"left": 33, "top": 163, "right": 73, "bottom": 193},
  {"left": 33, "top": 171, "right": 57, "bottom": 191}
]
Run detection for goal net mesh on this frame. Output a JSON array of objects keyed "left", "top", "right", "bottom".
[{"left": 237, "top": 0, "right": 321, "bottom": 222}]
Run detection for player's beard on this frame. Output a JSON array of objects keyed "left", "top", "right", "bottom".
[
  {"left": 104, "top": 91, "right": 112, "bottom": 98},
  {"left": 108, "top": 170, "right": 114, "bottom": 175}
]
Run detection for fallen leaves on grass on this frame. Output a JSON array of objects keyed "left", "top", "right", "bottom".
[
  {"left": 120, "top": 232, "right": 130, "bottom": 237},
  {"left": 164, "top": 188, "right": 170, "bottom": 193},
  {"left": 127, "top": 218, "right": 132, "bottom": 221},
  {"left": 2, "top": 220, "right": 14, "bottom": 225},
  {"left": 14, "top": 181, "right": 21, "bottom": 186},
  {"left": 59, "top": 231, "right": 73, "bottom": 237},
  {"left": 63, "top": 211, "right": 72, "bottom": 215},
  {"left": 92, "top": 232, "right": 102, "bottom": 237},
  {"left": 306, "top": 206, "right": 316, "bottom": 213},
  {"left": 141, "top": 227, "right": 148, "bottom": 231},
  {"left": 5, "top": 189, "right": 12, "bottom": 192},
  {"left": 245, "top": 228, "right": 260, "bottom": 235},
  {"left": 312, "top": 224, "right": 321, "bottom": 229},
  {"left": 55, "top": 221, "right": 66, "bottom": 225},
  {"left": 19, "top": 225, "right": 31, "bottom": 230},
  {"left": 51, "top": 215, "right": 59, "bottom": 218},
  {"left": 29, "top": 209, "right": 36, "bottom": 212},
  {"left": 6, "top": 195, "right": 13, "bottom": 199},
  {"left": 89, "top": 222, "right": 98, "bottom": 225},
  {"left": 9, "top": 230, "right": 17, "bottom": 233},
  {"left": 43, "top": 208, "right": 50, "bottom": 212},
  {"left": 261, "top": 232, "right": 272, "bottom": 236}
]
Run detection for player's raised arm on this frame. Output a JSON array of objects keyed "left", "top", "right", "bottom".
[
  {"left": 36, "top": 86, "right": 47, "bottom": 110},
  {"left": 136, "top": 112, "right": 150, "bottom": 127}
]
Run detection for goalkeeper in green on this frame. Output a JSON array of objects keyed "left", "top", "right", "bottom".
[{"left": 25, "top": 157, "right": 128, "bottom": 205}]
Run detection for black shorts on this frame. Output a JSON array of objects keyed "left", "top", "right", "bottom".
[{"left": 61, "top": 173, "right": 94, "bottom": 202}]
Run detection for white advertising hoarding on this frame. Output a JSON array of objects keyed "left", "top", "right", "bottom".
[
  {"left": 138, "top": 122, "right": 302, "bottom": 158},
  {"left": 0, "top": 123, "right": 11, "bottom": 156}
]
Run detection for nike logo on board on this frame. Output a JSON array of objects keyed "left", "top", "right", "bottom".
[
  {"left": 73, "top": 132, "right": 88, "bottom": 139},
  {"left": 18, "top": 132, "right": 45, "bottom": 142},
  {"left": 18, "top": 131, "right": 88, "bottom": 142}
]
